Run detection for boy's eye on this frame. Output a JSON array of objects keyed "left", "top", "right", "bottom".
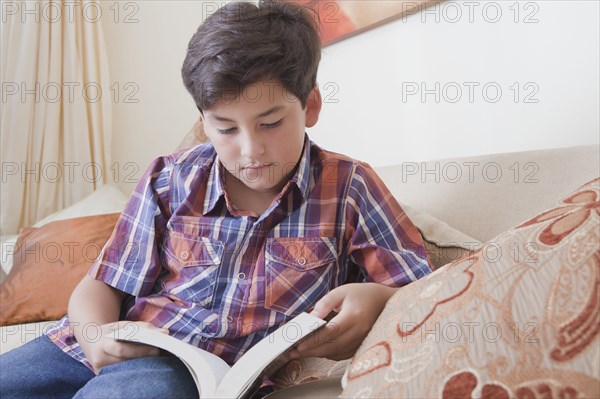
[
  {"left": 262, "top": 119, "right": 283, "bottom": 129},
  {"left": 217, "top": 127, "right": 236, "bottom": 134},
  {"left": 216, "top": 119, "right": 282, "bottom": 134}
]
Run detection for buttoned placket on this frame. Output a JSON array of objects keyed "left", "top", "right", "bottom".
[{"left": 221, "top": 216, "right": 262, "bottom": 331}]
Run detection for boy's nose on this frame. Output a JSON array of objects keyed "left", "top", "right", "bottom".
[{"left": 240, "top": 130, "right": 266, "bottom": 158}]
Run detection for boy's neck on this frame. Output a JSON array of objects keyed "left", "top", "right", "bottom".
[{"left": 223, "top": 171, "right": 284, "bottom": 217}]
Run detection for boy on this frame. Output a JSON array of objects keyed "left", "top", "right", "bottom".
[{"left": 0, "top": 1, "right": 431, "bottom": 397}]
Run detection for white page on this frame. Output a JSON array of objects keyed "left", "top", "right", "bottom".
[
  {"left": 215, "top": 312, "right": 326, "bottom": 398},
  {"left": 108, "top": 313, "right": 325, "bottom": 399},
  {"left": 107, "top": 328, "right": 231, "bottom": 397}
]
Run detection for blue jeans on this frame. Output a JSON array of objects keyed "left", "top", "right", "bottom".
[{"left": 0, "top": 335, "right": 198, "bottom": 398}]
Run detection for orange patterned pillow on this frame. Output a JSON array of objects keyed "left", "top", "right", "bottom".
[
  {"left": 0, "top": 213, "right": 120, "bottom": 326},
  {"left": 341, "top": 178, "right": 600, "bottom": 398}
]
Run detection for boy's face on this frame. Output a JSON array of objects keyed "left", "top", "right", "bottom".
[{"left": 200, "top": 81, "right": 322, "bottom": 195}]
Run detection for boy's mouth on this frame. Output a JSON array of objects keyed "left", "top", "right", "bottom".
[{"left": 243, "top": 163, "right": 273, "bottom": 170}]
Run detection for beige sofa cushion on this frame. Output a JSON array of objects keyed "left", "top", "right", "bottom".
[
  {"left": 340, "top": 178, "right": 600, "bottom": 398},
  {"left": 375, "top": 144, "right": 599, "bottom": 242}
]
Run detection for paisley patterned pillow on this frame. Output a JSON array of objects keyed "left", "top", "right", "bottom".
[
  {"left": 341, "top": 178, "right": 600, "bottom": 399},
  {"left": 271, "top": 357, "right": 349, "bottom": 389}
]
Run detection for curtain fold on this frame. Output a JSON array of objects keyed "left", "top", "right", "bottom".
[{"left": 1, "top": 0, "right": 112, "bottom": 235}]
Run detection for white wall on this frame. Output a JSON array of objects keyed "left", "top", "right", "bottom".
[
  {"left": 102, "top": 0, "right": 599, "bottom": 194},
  {"left": 101, "top": 1, "right": 210, "bottom": 193},
  {"left": 313, "top": 0, "right": 600, "bottom": 164}
]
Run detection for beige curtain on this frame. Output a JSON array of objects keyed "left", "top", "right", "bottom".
[{"left": 1, "top": 0, "right": 112, "bottom": 235}]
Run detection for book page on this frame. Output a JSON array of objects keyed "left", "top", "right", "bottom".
[
  {"left": 107, "top": 327, "right": 231, "bottom": 398},
  {"left": 215, "top": 312, "right": 326, "bottom": 398}
]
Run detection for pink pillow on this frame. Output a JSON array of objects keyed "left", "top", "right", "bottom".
[{"left": 341, "top": 178, "right": 600, "bottom": 398}]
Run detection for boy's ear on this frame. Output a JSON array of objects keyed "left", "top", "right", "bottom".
[{"left": 305, "top": 86, "right": 322, "bottom": 128}]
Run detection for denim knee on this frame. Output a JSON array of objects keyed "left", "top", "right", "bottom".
[
  {"left": 73, "top": 355, "right": 198, "bottom": 399},
  {"left": 0, "top": 335, "right": 94, "bottom": 399}
]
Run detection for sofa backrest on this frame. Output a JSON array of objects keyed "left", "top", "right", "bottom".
[{"left": 375, "top": 144, "right": 599, "bottom": 242}]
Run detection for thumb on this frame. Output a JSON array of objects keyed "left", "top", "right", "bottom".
[{"left": 310, "top": 286, "right": 347, "bottom": 320}]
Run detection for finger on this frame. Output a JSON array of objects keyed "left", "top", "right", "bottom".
[
  {"left": 296, "top": 310, "right": 365, "bottom": 358},
  {"left": 92, "top": 352, "right": 122, "bottom": 374},
  {"left": 309, "top": 345, "right": 356, "bottom": 361},
  {"left": 296, "top": 332, "right": 358, "bottom": 360},
  {"left": 295, "top": 322, "right": 352, "bottom": 357},
  {"left": 287, "top": 349, "right": 300, "bottom": 360},
  {"left": 287, "top": 326, "right": 332, "bottom": 359},
  {"left": 105, "top": 340, "right": 161, "bottom": 360},
  {"left": 298, "top": 308, "right": 354, "bottom": 350},
  {"left": 310, "top": 286, "right": 348, "bottom": 320},
  {"left": 299, "top": 326, "right": 360, "bottom": 360},
  {"left": 300, "top": 324, "right": 352, "bottom": 351}
]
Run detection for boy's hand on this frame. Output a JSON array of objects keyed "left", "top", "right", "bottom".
[
  {"left": 288, "top": 283, "right": 398, "bottom": 361},
  {"left": 83, "top": 321, "right": 169, "bottom": 374}
]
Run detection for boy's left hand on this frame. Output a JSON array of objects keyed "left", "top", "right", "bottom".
[{"left": 288, "top": 283, "right": 398, "bottom": 361}]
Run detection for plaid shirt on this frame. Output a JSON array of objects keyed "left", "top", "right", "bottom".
[{"left": 45, "top": 135, "right": 431, "bottom": 371}]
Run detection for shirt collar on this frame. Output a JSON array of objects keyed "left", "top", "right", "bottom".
[
  {"left": 202, "top": 133, "right": 312, "bottom": 216},
  {"left": 288, "top": 133, "right": 312, "bottom": 201},
  {"left": 203, "top": 151, "right": 225, "bottom": 215}
]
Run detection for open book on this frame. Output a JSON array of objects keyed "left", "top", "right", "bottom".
[{"left": 107, "top": 312, "right": 326, "bottom": 399}]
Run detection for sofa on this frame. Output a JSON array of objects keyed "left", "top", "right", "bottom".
[{"left": 1, "top": 143, "right": 598, "bottom": 399}]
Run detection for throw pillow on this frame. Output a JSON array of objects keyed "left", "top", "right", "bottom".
[
  {"left": 0, "top": 213, "right": 121, "bottom": 326},
  {"left": 272, "top": 357, "right": 350, "bottom": 390},
  {"left": 341, "top": 178, "right": 600, "bottom": 398},
  {"left": 401, "top": 203, "right": 480, "bottom": 270}
]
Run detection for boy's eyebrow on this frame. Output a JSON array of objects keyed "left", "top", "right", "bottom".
[{"left": 210, "top": 106, "right": 285, "bottom": 122}]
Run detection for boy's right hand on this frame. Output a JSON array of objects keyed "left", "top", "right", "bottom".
[{"left": 82, "top": 321, "right": 168, "bottom": 374}]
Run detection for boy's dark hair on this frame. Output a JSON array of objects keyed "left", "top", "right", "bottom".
[{"left": 182, "top": 0, "right": 321, "bottom": 111}]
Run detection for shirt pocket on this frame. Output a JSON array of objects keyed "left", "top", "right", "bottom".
[
  {"left": 161, "top": 231, "right": 223, "bottom": 307},
  {"left": 265, "top": 237, "right": 337, "bottom": 316}
]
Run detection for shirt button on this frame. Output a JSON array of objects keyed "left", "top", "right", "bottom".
[
  {"left": 200, "top": 336, "right": 207, "bottom": 342},
  {"left": 297, "top": 257, "right": 307, "bottom": 266},
  {"left": 238, "top": 272, "right": 246, "bottom": 280},
  {"left": 226, "top": 316, "right": 234, "bottom": 322},
  {"left": 181, "top": 251, "right": 189, "bottom": 260}
]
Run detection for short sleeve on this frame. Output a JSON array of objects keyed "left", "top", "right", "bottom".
[
  {"left": 344, "top": 162, "right": 432, "bottom": 286},
  {"left": 87, "top": 156, "right": 173, "bottom": 297}
]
